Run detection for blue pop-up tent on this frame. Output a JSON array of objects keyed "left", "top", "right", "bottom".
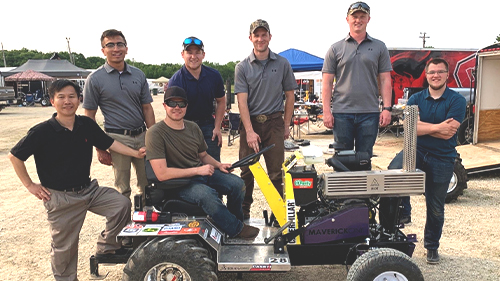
[{"left": 278, "top": 48, "right": 324, "bottom": 72}]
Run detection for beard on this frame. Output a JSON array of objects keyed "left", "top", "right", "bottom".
[{"left": 429, "top": 81, "right": 447, "bottom": 91}]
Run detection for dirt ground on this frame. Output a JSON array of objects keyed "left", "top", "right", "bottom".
[{"left": 0, "top": 96, "right": 499, "bottom": 281}]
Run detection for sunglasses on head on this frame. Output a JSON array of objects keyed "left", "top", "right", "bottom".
[
  {"left": 349, "top": 2, "right": 370, "bottom": 11},
  {"left": 165, "top": 100, "right": 188, "bottom": 108},
  {"left": 183, "top": 37, "right": 203, "bottom": 46}
]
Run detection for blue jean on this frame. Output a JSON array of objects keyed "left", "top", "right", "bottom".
[
  {"left": 332, "top": 113, "right": 380, "bottom": 158},
  {"left": 199, "top": 123, "right": 221, "bottom": 162},
  {"left": 386, "top": 150, "right": 454, "bottom": 250},
  {"left": 176, "top": 170, "right": 244, "bottom": 237}
]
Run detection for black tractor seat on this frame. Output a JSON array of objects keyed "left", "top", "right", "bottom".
[{"left": 142, "top": 160, "right": 206, "bottom": 217}]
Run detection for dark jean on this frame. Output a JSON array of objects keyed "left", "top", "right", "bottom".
[
  {"left": 385, "top": 150, "right": 454, "bottom": 250},
  {"left": 332, "top": 113, "right": 380, "bottom": 158},
  {"left": 199, "top": 123, "right": 221, "bottom": 162},
  {"left": 152, "top": 170, "right": 245, "bottom": 237}
]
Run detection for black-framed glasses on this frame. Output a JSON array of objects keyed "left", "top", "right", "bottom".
[
  {"left": 103, "top": 42, "right": 127, "bottom": 49},
  {"left": 426, "top": 70, "right": 448, "bottom": 75},
  {"left": 349, "top": 2, "right": 370, "bottom": 11},
  {"left": 183, "top": 37, "right": 203, "bottom": 46},
  {"left": 165, "top": 100, "right": 188, "bottom": 108}
]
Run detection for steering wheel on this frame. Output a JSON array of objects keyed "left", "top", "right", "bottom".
[{"left": 229, "top": 144, "right": 275, "bottom": 170}]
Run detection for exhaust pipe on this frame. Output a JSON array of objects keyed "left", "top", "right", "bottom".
[{"left": 403, "top": 105, "right": 418, "bottom": 172}]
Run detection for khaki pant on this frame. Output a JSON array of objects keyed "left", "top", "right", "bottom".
[
  {"left": 44, "top": 180, "right": 131, "bottom": 281},
  {"left": 239, "top": 116, "right": 285, "bottom": 215},
  {"left": 108, "top": 132, "right": 148, "bottom": 199}
]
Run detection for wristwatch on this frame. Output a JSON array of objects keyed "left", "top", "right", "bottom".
[{"left": 382, "top": 106, "right": 392, "bottom": 112}]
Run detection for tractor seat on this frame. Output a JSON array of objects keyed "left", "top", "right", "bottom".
[{"left": 145, "top": 160, "right": 206, "bottom": 217}]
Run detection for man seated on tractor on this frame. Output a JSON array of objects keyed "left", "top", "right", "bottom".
[
  {"left": 145, "top": 86, "right": 259, "bottom": 239},
  {"left": 8, "top": 80, "right": 146, "bottom": 281}
]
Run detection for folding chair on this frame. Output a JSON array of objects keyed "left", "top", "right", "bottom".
[{"left": 227, "top": 112, "right": 240, "bottom": 146}]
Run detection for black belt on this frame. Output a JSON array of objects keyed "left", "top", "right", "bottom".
[
  {"left": 62, "top": 179, "right": 91, "bottom": 192},
  {"left": 106, "top": 125, "right": 146, "bottom": 136},
  {"left": 250, "top": 112, "right": 283, "bottom": 124}
]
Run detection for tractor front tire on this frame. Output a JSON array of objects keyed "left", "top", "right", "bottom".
[
  {"left": 123, "top": 236, "right": 217, "bottom": 281},
  {"left": 347, "top": 248, "right": 424, "bottom": 281}
]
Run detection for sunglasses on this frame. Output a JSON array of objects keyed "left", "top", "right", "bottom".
[
  {"left": 103, "top": 42, "right": 127, "bottom": 49},
  {"left": 165, "top": 100, "right": 188, "bottom": 108},
  {"left": 183, "top": 37, "right": 203, "bottom": 46},
  {"left": 348, "top": 2, "right": 370, "bottom": 11}
]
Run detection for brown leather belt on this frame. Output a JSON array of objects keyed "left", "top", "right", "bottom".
[{"left": 250, "top": 112, "right": 282, "bottom": 124}]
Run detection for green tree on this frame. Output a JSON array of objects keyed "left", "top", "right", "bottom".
[{"left": 496, "top": 34, "right": 500, "bottom": 43}]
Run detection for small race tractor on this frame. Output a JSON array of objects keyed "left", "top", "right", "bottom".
[{"left": 90, "top": 106, "right": 425, "bottom": 281}]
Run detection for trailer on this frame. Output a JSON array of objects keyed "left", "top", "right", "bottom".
[{"left": 456, "top": 43, "right": 500, "bottom": 175}]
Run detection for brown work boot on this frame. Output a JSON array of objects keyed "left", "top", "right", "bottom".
[{"left": 235, "top": 224, "right": 259, "bottom": 239}]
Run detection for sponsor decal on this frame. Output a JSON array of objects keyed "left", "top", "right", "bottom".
[
  {"left": 210, "top": 228, "right": 221, "bottom": 244},
  {"left": 250, "top": 264, "right": 272, "bottom": 271},
  {"left": 203, "top": 228, "right": 208, "bottom": 239},
  {"left": 158, "top": 224, "right": 183, "bottom": 235},
  {"left": 292, "top": 178, "right": 314, "bottom": 189},
  {"left": 122, "top": 228, "right": 141, "bottom": 234},
  {"left": 180, "top": 227, "right": 200, "bottom": 234},
  {"left": 142, "top": 228, "right": 159, "bottom": 232},
  {"left": 308, "top": 227, "right": 366, "bottom": 235},
  {"left": 287, "top": 199, "right": 296, "bottom": 243},
  {"left": 188, "top": 221, "right": 200, "bottom": 228}
]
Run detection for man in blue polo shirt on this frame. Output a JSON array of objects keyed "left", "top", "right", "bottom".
[
  {"left": 382, "top": 58, "right": 466, "bottom": 264},
  {"left": 169, "top": 36, "right": 226, "bottom": 161}
]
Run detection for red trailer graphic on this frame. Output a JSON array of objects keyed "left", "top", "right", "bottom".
[{"left": 389, "top": 48, "right": 477, "bottom": 105}]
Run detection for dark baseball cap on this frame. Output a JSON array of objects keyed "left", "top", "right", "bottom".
[
  {"left": 182, "top": 36, "right": 204, "bottom": 51},
  {"left": 164, "top": 86, "right": 188, "bottom": 102},
  {"left": 249, "top": 19, "right": 270, "bottom": 34},
  {"left": 347, "top": 2, "right": 370, "bottom": 15}
]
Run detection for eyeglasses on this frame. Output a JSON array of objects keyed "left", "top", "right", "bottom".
[
  {"left": 426, "top": 70, "right": 448, "bottom": 75},
  {"left": 103, "top": 42, "right": 127, "bottom": 49},
  {"left": 183, "top": 37, "right": 203, "bottom": 46},
  {"left": 348, "top": 2, "right": 370, "bottom": 11},
  {"left": 165, "top": 100, "right": 187, "bottom": 108}
]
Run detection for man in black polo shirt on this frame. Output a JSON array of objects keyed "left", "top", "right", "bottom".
[{"left": 8, "top": 80, "right": 145, "bottom": 281}]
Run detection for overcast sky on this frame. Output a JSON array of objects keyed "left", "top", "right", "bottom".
[{"left": 1, "top": 0, "right": 497, "bottom": 66}]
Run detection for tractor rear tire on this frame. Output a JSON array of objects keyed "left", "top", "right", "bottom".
[
  {"left": 457, "top": 116, "right": 473, "bottom": 145},
  {"left": 446, "top": 156, "right": 467, "bottom": 203},
  {"left": 122, "top": 236, "right": 217, "bottom": 281},
  {"left": 347, "top": 248, "right": 424, "bottom": 281}
]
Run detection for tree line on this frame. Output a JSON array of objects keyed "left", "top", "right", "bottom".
[{"left": 1, "top": 48, "right": 238, "bottom": 83}]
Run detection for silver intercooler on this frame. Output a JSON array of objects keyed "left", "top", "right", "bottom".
[{"left": 321, "top": 106, "right": 425, "bottom": 198}]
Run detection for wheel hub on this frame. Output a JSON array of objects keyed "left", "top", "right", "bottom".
[
  {"left": 373, "top": 271, "right": 409, "bottom": 281},
  {"left": 448, "top": 172, "right": 457, "bottom": 193},
  {"left": 144, "top": 262, "right": 191, "bottom": 281}
]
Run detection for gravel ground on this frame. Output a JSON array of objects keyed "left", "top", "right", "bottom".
[{"left": 0, "top": 97, "right": 499, "bottom": 280}]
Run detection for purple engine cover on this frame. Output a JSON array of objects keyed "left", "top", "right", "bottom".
[{"left": 303, "top": 205, "right": 369, "bottom": 244}]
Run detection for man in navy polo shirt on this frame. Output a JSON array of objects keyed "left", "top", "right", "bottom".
[
  {"left": 382, "top": 58, "right": 466, "bottom": 264},
  {"left": 169, "top": 36, "right": 226, "bottom": 161},
  {"left": 9, "top": 80, "right": 146, "bottom": 281}
]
